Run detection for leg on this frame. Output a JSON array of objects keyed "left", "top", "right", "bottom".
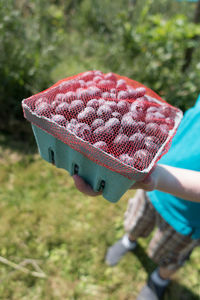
[
  {"left": 105, "top": 190, "right": 156, "bottom": 266},
  {"left": 154, "top": 232, "right": 199, "bottom": 280},
  {"left": 158, "top": 267, "right": 176, "bottom": 280},
  {"left": 137, "top": 210, "right": 200, "bottom": 300},
  {"left": 124, "top": 190, "right": 156, "bottom": 237}
]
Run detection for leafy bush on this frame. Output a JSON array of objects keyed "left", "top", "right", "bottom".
[
  {"left": 117, "top": 13, "right": 200, "bottom": 110},
  {"left": 0, "top": 0, "right": 62, "bottom": 132},
  {"left": 59, "top": 0, "right": 200, "bottom": 111}
]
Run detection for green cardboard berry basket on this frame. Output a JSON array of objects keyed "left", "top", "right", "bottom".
[
  {"left": 22, "top": 71, "right": 183, "bottom": 203},
  {"left": 22, "top": 96, "right": 183, "bottom": 203},
  {"left": 31, "top": 124, "right": 135, "bottom": 202}
]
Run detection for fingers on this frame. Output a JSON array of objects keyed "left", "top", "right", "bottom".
[
  {"left": 130, "top": 174, "right": 155, "bottom": 191},
  {"left": 72, "top": 175, "right": 102, "bottom": 197}
]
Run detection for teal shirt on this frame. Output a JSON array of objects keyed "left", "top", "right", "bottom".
[{"left": 148, "top": 95, "right": 200, "bottom": 239}]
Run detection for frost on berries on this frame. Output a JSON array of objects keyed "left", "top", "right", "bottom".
[{"left": 52, "top": 114, "right": 67, "bottom": 127}]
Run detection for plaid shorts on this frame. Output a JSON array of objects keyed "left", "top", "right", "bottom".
[{"left": 124, "top": 189, "right": 200, "bottom": 271}]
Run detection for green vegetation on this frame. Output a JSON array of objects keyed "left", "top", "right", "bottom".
[
  {"left": 52, "top": 0, "right": 200, "bottom": 111},
  {"left": 0, "top": 0, "right": 200, "bottom": 299},
  {"left": 0, "top": 0, "right": 62, "bottom": 132},
  {"left": 0, "top": 0, "right": 200, "bottom": 133}
]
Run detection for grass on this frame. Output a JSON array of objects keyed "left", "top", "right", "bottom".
[{"left": 0, "top": 138, "right": 200, "bottom": 300}]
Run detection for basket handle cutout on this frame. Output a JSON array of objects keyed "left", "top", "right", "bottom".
[
  {"left": 73, "top": 164, "right": 79, "bottom": 175},
  {"left": 48, "top": 148, "right": 55, "bottom": 165},
  {"left": 98, "top": 180, "right": 105, "bottom": 192}
]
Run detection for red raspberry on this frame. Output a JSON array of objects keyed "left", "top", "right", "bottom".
[
  {"left": 144, "top": 136, "right": 159, "bottom": 154},
  {"left": 127, "top": 88, "right": 138, "bottom": 100},
  {"left": 97, "top": 105, "right": 112, "bottom": 121},
  {"left": 80, "top": 71, "right": 94, "bottom": 82},
  {"left": 106, "top": 101, "right": 118, "bottom": 112},
  {"left": 63, "top": 91, "right": 76, "bottom": 103},
  {"left": 128, "top": 133, "right": 145, "bottom": 156},
  {"left": 109, "top": 93, "right": 117, "bottom": 99},
  {"left": 111, "top": 112, "right": 122, "bottom": 121},
  {"left": 146, "top": 106, "right": 159, "bottom": 114},
  {"left": 165, "top": 117, "right": 175, "bottom": 130},
  {"left": 66, "top": 123, "right": 76, "bottom": 134},
  {"left": 51, "top": 114, "right": 67, "bottom": 127},
  {"left": 102, "top": 92, "right": 111, "bottom": 99},
  {"left": 59, "top": 80, "right": 80, "bottom": 92},
  {"left": 135, "top": 87, "right": 146, "bottom": 98},
  {"left": 121, "top": 115, "right": 138, "bottom": 136},
  {"left": 112, "top": 134, "right": 129, "bottom": 156},
  {"left": 131, "top": 99, "right": 147, "bottom": 114},
  {"left": 55, "top": 93, "right": 65, "bottom": 102},
  {"left": 93, "top": 126, "right": 114, "bottom": 144},
  {"left": 110, "top": 88, "right": 117, "bottom": 94},
  {"left": 93, "top": 76, "right": 103, "bottom": 83},
  {"left": 137, "top": 121, "right": 146, "bottom": 133},
  {"left": 145, "top": 122, "right": 160, "bottom": 136},
  {"left": 70, "top": 118, "right": 78, "bottom": 125},
  {"left": 117, "top": 91, "right": 129, "bottom": 100},
  {"left": 34, "top": 103, "right": 52, "bottom": 118},
  {"left": 159, "top": 105, "right": 173, "bottom": 117},
  {"left": 98, "top": 98, "right": 106, "bottom": 106},
  {"left": 77, "top": 107, "right": 96, "bottom": 125},
  {"left": 78, "top": 80, "right": 86, "bottom": 88},
  {"left": 97, "top": 80, "right": 116, "bottom": 90},
  {"left": 145, "top": 112, "right": 165, "bottom": 124},
  {"left": 75, "top": 123, "right": 91, "bottom": 141},
  {"left": 93, "top": 141, "right": 108, "bottom": 152},
  {"left": 69, "top": 100, "right": 85, "bottom": 118},
  {"left": 91, "top": 118, "right": 104, "bottom": 131},
  {"left": 117, "top": 100, "right": 130, "bottom": 115},
  {"left": 94, "top": 70, "right": 103, "bottom": 76},
  {"left": 55, "top": 102, "right": 70, "bottom": 119},
  {"left": 87, "top": 99, "right": 100, "bottom": 111},
  {"left": 51, "top": 100, "right": 60, "bottom": 112},
  {"left": 131, "top": 111, "right": 145, "bottom": 122},
  {"left": 133, "top": 149, "right": 153, "bottom": 170},
  {"left": 105, "top": 118, "right": 121, "bottom": 134},
  {"left": 86, "top": 80, "right": 95, "bottom": 87},
  {"left": 116, "top": 79, "right": 127, "bottom": 90},
  {"left": 145, "top": 135, "right": 160, "bottom": 145},
  {"left": 35, "top": 97, "right": 48, "bottom": 108},
  {"left": 119, "top": 154, "right": 135, "bottom": 167},
  {"left": 104, "top": 72, "right": 117, "bottom": 82}
]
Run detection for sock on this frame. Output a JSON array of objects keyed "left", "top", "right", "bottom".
[
  {"left": 121, "top": 234, "right": 137, "bottom": 250},
  {"left": 105, "top": 234, "right": 137, "bottom": 266},
  {"left": 151, "top": 268, "right": 170, "bottom": 287}
]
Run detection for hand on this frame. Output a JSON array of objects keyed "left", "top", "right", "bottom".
[
  {"left": 130, "top": 170, "right": 157, "bottom": 191},
  {"left": 72, "top": 174, "right": 102, "bottom": 197},
  {"left": 73, "top": 166, "right": 158, "bottom": 197}
]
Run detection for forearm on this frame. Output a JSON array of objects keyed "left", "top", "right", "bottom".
[
  {"left": 72, "top": 164, "right": 200, "bottom": 202},
  {"left": 153, "top": 164, "right": 200, "bottom": 202}
]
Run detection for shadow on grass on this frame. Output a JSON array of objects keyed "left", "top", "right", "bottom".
[
  {"left": 133, "top": 243, "right": 199, "bottom": 300},
  {"left": 165, "top": 281, "right": 200, "bottom": 300}
]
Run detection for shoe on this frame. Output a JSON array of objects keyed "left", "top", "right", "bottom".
[
  {"left": 105, "top": 235, "right": 137, "bottom": 266},
  {"left": 136, "top": 276, "right": 169, "bottom": 300}
]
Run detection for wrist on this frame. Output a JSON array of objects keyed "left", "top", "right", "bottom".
[{"left": 150, "top": 165, "right": 160, "bottom": 190}]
